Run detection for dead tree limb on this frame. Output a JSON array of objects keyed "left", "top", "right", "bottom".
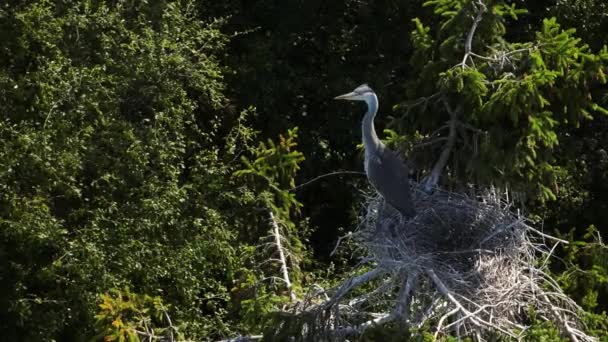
[
  {"left": 423, "top": 100, "right": 460, "bottom": 193},
  {"left": 461, "top": 0, "right": 488, "bottom": 68},
  {"left": 269, "top": 211, "right": 297, "bottom": 302}
]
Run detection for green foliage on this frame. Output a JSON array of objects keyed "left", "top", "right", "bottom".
[
  {"left": 402, "top": 0, "right": 608, "bottom": 200},
  {"left": 235, "top": 269, "right": 290, "bottom": 330},
  {"left": 557, "top": 225, "right": 608, "bottom": 308},
  {"left": 235, "top": 127, "right": 305, "bottom": 218},
  {"left": 95, "top": 288, "right": 175, "bottom": 342},
  {"left": 359, "top": 323, "right": 413, "bottom": 341},
  {"left": 550, "top": 225, "right": 608, "bottom": 338},
  {"left": 525, "top": 316, "right": 568, "bottom": 341},
  {"left": 0, "top": 1, "right": 249, "bottom": 339}
]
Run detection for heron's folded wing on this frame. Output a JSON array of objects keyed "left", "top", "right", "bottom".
[{"left": 368, "top": 148, "right": 415, "bottom": 218}]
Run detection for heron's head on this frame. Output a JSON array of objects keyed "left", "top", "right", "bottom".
[{"left": 334, "top": 84, "right": 375, "bottom": 102}]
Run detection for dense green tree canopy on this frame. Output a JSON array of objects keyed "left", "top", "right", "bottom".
[{"left": 0, "top": 1, "right": 242, "bottom": 339}]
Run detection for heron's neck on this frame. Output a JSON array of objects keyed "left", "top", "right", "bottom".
[{"left": 362, "top": 94, "right": 382, "bottom": 153}]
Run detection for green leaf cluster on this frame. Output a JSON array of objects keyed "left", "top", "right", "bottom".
[
  {"left": 235, "top": 127, "right": 305, "bottom": 218},
  {"left": 402, "top": 0, "right": 608, "bottom": 200},
  {"left": 94, "top": 288, "right": 174, "bottom": 342}
]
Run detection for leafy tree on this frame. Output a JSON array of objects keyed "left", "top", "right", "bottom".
[{"left": 0, "top": 1, "right": 250, "bottom": 339}]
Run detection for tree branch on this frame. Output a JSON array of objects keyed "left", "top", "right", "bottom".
[
  {"left": 288, "top": 171, "right": 366, "bottom": 192},
  {"left": 412, "top": 137, "right": 448, "bottom": 150},
  {"left": 269, "top": 211, "right": 297, "bottom": 302},
  {"left": 326, "top": 268, "right": 386, "bottom": 308},
  {"left": 461, "top": 0, "right": 488, "bottom": 69},
  {"left": 332, "top": 313, "right": 396, "bottom": 337},
  {"left": 394, "top": 272, "right": 418, "bottom": 323},
  {"left": 427, "top": 269, "right": 519, "bottom": 339},
  {"left": 348, "top": 279, "right": 393, "bottom": 307},
  {"left": 423, "top": 100, "right": 460, "bottom": 192},
  {"left": 330, "top": 231, "right": 356, "bottom": 256}
]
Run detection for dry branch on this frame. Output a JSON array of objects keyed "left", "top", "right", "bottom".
[
  {"left": 461, "top": 0, "right": 488, "bottom": 68},
  {"left": 269, "top": 211, "right": 297, "bottom": 302},
  {"left": 423, "top": 100, "right": 460, "bottom": 193}
]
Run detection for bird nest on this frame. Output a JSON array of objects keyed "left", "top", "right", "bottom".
[{"left": 267, "top": 186, "right": 596, "bottom": 341}]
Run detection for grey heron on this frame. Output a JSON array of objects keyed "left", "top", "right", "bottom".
[{"left": 335, "top": 84, "right": 416, "bottom": 219}]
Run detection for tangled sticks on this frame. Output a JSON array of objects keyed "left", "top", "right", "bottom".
[{"left": 271, "top": 187, "right": 596, "bottom": 341}]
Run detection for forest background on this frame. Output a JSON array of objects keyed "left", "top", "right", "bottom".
[{"left": 1, "top": 0, "right": 608, "bottom": 340}]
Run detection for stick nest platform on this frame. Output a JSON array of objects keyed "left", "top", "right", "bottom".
[{"left": 267, "top": 186, "right": 596, "bottom": 341}]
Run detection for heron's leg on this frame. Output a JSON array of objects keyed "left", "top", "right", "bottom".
[
  {"left": 374, "top": 199, "right": 388, "bottom": 236},
  {"left": 378, "top": 199, "right": 400, "bottom": 238},
  {"left": 374, "top": 199, "right": 385, "bottom": 234},
  {"left": 375, "top": 200, "right": 404, "bottom": 264}
]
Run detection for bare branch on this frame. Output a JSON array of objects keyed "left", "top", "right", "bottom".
[
  {"left": 348, "top": 279, "right": 393, "bottom": 308},
  {"left": 326, "top": 267, "right": 387, "bottom": 308},
  {"left": 269, "top": 211, "right": 297, "bottom": 302},
  {"left": 397, "top": 92, "right": 442, "bottom": 116},
  {"left": 164, "top": 310, "right": 176, "bottom": 342},
  {"left": 394, "top": 272, "right": 418, "bottom": 322},
  {"left": 461, "top": 0, "right": 488, "bottom": 68},
  {"left": 330, "top": 231, "right": 355, "bottom": 256},
  {"left": 332, "top": 313, "right": 396, "bottom": 337},
  {"left": 412, "top": 137, "right": 448, "bottom": 150},
  {"left": 526, "top": 225, "right": 570, "bottom": 244},
  {"left": 289, "top": 170, "right": 366, "bottom": 192},
  {"left": 423, "top": 100, "right": 460, "bottom": 192}
]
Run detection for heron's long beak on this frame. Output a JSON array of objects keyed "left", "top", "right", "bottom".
[{"left": 334, "top": 91, "right": 358, "bottom": 100}]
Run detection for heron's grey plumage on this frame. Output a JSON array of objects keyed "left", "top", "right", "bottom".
[{"left": 335, "top": 84, "right": 416, "bottom": 218}]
